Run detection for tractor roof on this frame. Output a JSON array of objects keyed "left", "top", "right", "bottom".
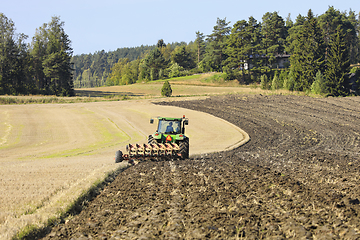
[{"left": 157, "top": 117, "right": 183, "bottom": 121}]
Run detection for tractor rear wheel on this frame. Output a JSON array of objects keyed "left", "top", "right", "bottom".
[
  {"left": 179, "top": 139, "right": 189, "bottom": 159},
  {"left": 115, "top": 150, "right": 123, "bottom": 163}
]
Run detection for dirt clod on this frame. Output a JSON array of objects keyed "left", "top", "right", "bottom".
[{"left": 43, "top": 94, "right": 360, "bottom": 239}]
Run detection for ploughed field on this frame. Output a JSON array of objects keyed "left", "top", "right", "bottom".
[
  {"left": 43, "top": 95, "right": 360, "bottom": 239},
  {"left": 0, "top": 98, "right": 245, "bottom": 239}
]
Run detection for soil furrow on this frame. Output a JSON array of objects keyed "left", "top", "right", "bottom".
[{"left": 42, "top": 94, "right": 360, "bottom": 239}]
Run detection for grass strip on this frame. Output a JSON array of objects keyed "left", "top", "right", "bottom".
[{"left": 0, "top": 95, "right": 130, "bottom": 105}]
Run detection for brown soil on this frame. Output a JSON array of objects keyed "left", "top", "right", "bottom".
[
  {"left": 0, "top": 99, "right": 243, "bottom": 239},
  {"left": 42, "top": 94, "right": 360, "bottom": 239}
]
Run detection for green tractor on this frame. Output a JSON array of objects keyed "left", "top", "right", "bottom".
[
  {"left": 148, "top": 115, "right": 189, "bottom": 159},
  {"left": 115, "top": 115, "right": 189, "bottom": 163}
]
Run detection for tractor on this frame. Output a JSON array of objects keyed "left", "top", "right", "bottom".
[{"left": 115, "top": 115, "right": 189, "bottom": 163}]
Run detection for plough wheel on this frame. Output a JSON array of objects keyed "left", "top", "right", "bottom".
[{"left": 115, "top": 150, "right": 123, "bottom": 163}]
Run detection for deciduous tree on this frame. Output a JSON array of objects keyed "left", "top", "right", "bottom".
[
  {"left": 171, "top": 45, "right": 195, "bottom": 70},
  {"left": 107, "top": 58, "right": 129, "bottom": 85}
]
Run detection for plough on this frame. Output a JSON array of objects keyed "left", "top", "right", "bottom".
[
  {"left": 115, "top": 142, "right": 183, "bottom": 163},
  {"left": 115, "top": 115, "right": 190, "bottom": 163}
]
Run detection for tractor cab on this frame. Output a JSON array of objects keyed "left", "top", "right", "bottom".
[
  {"left": 115, "top": 115, "right": 190, "bottom": 163},
  {"left": 157, "top": 119, "right": 181, "bottom": 134},
  {"left": 149, "top": 116, "right": 189, "bottom": 143}
]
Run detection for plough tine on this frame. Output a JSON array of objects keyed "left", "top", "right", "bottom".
[{"left": 118, "top": 141, "right": 184, "bottom": 163}]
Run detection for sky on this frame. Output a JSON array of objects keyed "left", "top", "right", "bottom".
[{"left": 2, "top": 0, "right": 359, "bottom": 55}]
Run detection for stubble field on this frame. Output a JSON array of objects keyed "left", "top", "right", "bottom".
[
  {"left": 0, "top": 98, "right": 246, "bottom": 239},
  {"left": 41, "top": 94, "right": 360, "bottom": 239}
]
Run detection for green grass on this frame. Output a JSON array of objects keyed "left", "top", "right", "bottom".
[
  {"left": 12, "top": 224, "right": 39, "bottom": 240},
  {"left": 0, "top": 96, "right": 70, "bottom": 105},
  {"left": 0, "top": 95, "right": 130, "bottom": 105}
]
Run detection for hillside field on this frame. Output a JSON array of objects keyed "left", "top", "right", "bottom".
[
  {"left": 43, "top": 94, "right": 360, "bottom": 239},
  {"left": 0, "top": 94, "right": 247, "bottom": 239},
  {"left": 75, "top": 73, "right": 296, "bottom": 99}
]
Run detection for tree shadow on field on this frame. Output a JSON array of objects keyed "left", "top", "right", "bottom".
[{"left": 75, "top": 90, "right": 145, "bottom": 97}]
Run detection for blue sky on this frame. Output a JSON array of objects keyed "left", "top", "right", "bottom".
[{"left": 2, "top": 0, "right": 359, "bottom": 55}]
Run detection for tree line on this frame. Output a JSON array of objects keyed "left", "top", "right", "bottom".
[
  {"left": 76, "top": 6, "right": 359, "bottom": 96},
  {"left": 1, "top": 6, "right": 360, "bottom": 97},
  {"left": 72, "top": 42, "right": 186, "bottom": 88},
  {"left": 0, "top": 14, "right": 74, "bottom": 96}
]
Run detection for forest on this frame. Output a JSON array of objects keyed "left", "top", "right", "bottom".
[
  {"left": 1, "top": 6, "right": 360, "bottom": 96},
  {"left": 0, "top": 15, "right": 74, "bottom": 96},
  {"left": 73, "top": 7, "right": 360, "bottom": 96}
]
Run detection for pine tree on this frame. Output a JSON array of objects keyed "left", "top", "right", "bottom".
[
  {"left": 324, "top": 26, "right": 350, "bottom": 96},
  {"left": 261, "top": 12, "right": 287, "bottom": 67},
  {"left": 260, "top": 74, "right": 270, "bottom": 90},
  {"left": 271, "top": 72, "right": 282, "bottom": 90},
  {"left": 143, "top": 48, "right": 168, "bottom": 81},
  {"left": 157, "top": 39, "right": 166, "bottom": 48},
  {"left": 311, "top": 71, "right": 327, "bottom": 94},
  {"left": 290, "top": 9, "right": 326, "bottom": 91},
  {"left": 283, "top": 70, "right": 295, "bottom": 91},
  {"left": 205, "top": 18, "right": 231, "bottom": 72},
  {"left": 0, "top": 13, "right": 33, "bottom": 95},
  {"left": 195, "top": 31, "right": 206, "bottom": 65},
  {"left": 318, "top": 7, "right": 358, "bottom": 64},
  {"left": 285, "top": 14, "right": 306, "bottom": 55},
  {"left": 225, "top": 20, "right": 251, "bottom": 82},
  {"left": 31, "top": 16, "right": 74, "bottom": 96},
  {"left": 161, "top": 80, "right": 172, "bottom": 97},
  {"left": 351, "top": 67, "right": 360, "bottom": 94},
  {"left": 247, "top": 17, "right": 262, "bottom": 69}
]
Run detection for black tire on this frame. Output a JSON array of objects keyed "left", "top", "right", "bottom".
[
  {"left": 148, "top": 135, "right": 157, "bottom": 144},
  {"left": 184, "top": 138, "right": 189, "bottom": 147},
  {"left": 115, "top": 150, "right": 123, "bottom": 163},
  {"left": 179, "top": 138, "right": 189, "bottom": 160}
]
